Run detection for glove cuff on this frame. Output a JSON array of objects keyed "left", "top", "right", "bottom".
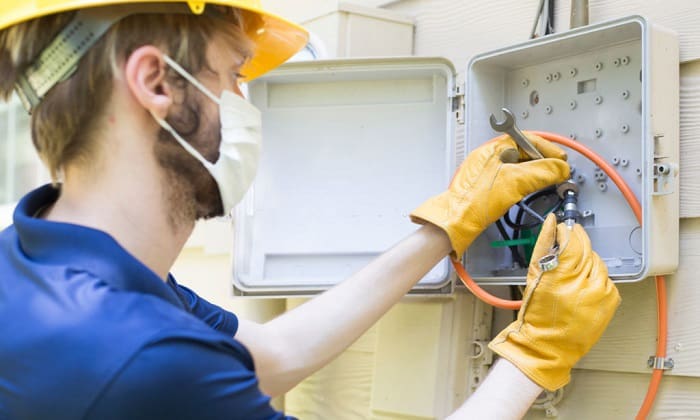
[
  {"left": 409, "top": 191, "right": 474, "bottom": 256},
  {"left": 488, "top": 327, "right": 571, "bottom": 392}
]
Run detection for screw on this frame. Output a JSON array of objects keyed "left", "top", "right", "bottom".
[
  {"left": 569, "top": 100, "right": 577, "bottom": 110},
  {"left": 621, "top": 159, "right": 629, "bottom": 167},
  {"left": 621, "top": 124, "right": 630, "bottom": 133},
  {"left": 613, "top": 57, "right": 621, "bottom": 66},
  {"left": 595, "top": 62, "right": 604, "bottom": 71},
  {"left": 594, "top": 95, "right": 603, "bottom": 105},
  {"left": 622, "top": 90, "right": 630, "bottom": 99},
  {"left": 521, "top": 110, "right": 529, "bottom": 119},
  {"left": 545, "top": 105, "right": 553, "bottom": 114},
  {"left": 612, "top": 157, "right": 620, "bottom": 165},
  {"left": 598, "top": 182, "right": 608, "bottom": 192},
  {"left": 621, "top": 56, "right": 630, "bottom": 65},
  {"left": 595, "top": 128, "right": 603, "bottom": 138},
  {"left": 569, "top": 68, "right": 578, "bottom": 77},
  {"left": 569, "top": 133, "right": 577, "bottom": 140},
  {"left": 545, "top": 73, "right": 553, "bottom": 83},
  {"left": 522, "top": 79, "right": 530, "bottom": 87},
  {"left": 552, "top": 71, "right": 561, "bottom": 81},
  {"left": 575, "top": 174, "right": 585, "bottom": 184},
  {"left": 636, "top": 168, "right": 642, "bottom": 176}
]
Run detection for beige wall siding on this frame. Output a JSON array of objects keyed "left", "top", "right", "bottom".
[{"left": 680, "top": 61, "right": 700, "bottom": 217}]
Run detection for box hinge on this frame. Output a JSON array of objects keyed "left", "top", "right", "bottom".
[
  {"left": 452, "top": 83, "right": 465, "bottom": 125},
  {"left": 467, "top": 299, "right": 493, "bottom": 394}
]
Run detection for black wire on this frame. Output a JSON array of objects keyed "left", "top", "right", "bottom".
[
  {"left": 502, "top": 187, "right": 559, "bottom": 230},
  {"left": 503, "top": 208, "right": 543, "bottom": 230},
  {"left": 508, "top": 188, "right": 563, "bottom": 270},
  {"left": 545, "top": 0, "right": 555, "bottom": 35},
  {"left": 525, "top": 186, "right": 558, "bottom": 204},
  {"left": 509, "top": 285, "right": 521, "bottom": 320},
  {"left": 495, "top": 219, "right": 526, "bottom": 268},
  {"left": 496, "top": 187, "right": 562, "bottom": 284},
  {"left": 510, "top": 197, "right": 563, "bottom": 231}
]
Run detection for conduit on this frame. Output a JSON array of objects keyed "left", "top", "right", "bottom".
[{"left": 451, "top": 131, "right": 667, "bottom": 418}]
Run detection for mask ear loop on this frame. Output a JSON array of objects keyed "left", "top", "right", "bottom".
[
  {"left": 162, "top": 55, "right": 221, "bottom": 105},
  {"left": 150, "top": 112, "right": 215, "bottom": 170},
  {"left": 154, "top": 54, "right": 224, "bottom": 168}
]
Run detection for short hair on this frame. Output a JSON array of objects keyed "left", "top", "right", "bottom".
[{"left": 0, "top": 7, "right": 253, "bottom": 181}]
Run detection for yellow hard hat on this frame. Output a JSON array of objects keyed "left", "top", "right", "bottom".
[{"left": 2, "top": 1, "right": 308, "bottom": 110}]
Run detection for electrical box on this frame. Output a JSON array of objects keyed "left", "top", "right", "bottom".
[
  {"left": 233, "top": 16, "right": 679, "bottom": 296},
  {"left": 466, "top": 16, "right": 679, "bottom": 283}
]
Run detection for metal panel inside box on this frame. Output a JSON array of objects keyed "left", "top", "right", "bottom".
[{"left": 466, "top": 16, "right": 679, "bottom": 284}]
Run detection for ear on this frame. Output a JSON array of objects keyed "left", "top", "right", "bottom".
[{"left": 124, "top": 46, "right": 172, "bottom": 119}]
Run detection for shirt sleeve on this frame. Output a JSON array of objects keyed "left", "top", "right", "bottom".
[
  {"left": 167, "top": 276, "right": 239, "bottom": 336},
  {"left": 87, "top": 336, "right": 295, "bottom": 420}
]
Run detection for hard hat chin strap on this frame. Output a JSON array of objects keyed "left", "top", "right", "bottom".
[{"left": 15, "top": 3, "right": 194, "bottom": 114}]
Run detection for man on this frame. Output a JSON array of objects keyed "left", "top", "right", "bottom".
[{"left": 0, "top": 1, "right": 620, "bottom": 419}]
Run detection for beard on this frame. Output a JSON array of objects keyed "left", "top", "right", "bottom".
[{"left": 154, "top": 91, "right": 224, "bottom": 230}]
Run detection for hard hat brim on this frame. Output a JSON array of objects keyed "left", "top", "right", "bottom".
[{"left": 0, "top": 1, "right": 309, "bottom": 81}]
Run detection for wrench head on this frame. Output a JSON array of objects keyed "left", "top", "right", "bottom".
[{"left": 489, "top": 108, "right": 515, "bottom": 132}]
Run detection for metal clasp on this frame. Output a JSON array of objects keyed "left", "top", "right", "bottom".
[{"left": 647, "top": 356, "right": 674, "bottom": 370}]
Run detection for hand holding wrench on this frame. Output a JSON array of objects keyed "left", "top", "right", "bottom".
[{"left": 489, "top": 108, "right": 544, "bottom": 160}]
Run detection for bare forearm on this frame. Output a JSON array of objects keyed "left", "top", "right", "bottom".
[
  {"left": 449, "top": 359, "right": 542, "bottom": 419},
  {"left": 260, "top": 224, "right": 450, "bottom": 395}
]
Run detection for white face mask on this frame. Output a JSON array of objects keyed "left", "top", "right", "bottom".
[{"left": 151, "top": 55, "right": 262, "bottom": 216}]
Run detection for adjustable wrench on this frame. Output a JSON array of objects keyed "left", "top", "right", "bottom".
[{"left": 489, "top": 108, "right": 544, "bottom": 160}]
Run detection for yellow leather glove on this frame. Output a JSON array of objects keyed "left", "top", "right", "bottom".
[
  {"left": 489, "top": 213, "right": 621, "bottom": 391},
  {"left": 410, "top": 133, "right": 570, "bottom": 256}
]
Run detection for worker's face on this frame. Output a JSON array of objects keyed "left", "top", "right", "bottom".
[{"left": 154, "top": 33, "right": 248, "bottom": 225}]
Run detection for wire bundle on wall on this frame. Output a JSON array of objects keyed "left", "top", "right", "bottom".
[{"left": 530, "top": 0, "right": 555, "bottom": 39}]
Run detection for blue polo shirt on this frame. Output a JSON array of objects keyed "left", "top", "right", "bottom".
[{"left": 0, "top": 185, "right": 291, "bottom": 419}]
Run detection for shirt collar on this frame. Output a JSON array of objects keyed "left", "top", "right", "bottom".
[{"left": 14, "top": 184, "right": 186, "bottom": 310}]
